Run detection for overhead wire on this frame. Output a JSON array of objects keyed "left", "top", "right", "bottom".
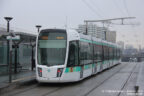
[
  {"left": 122, "top": 0, "right": 140, "bottom": 48},
  {"left": 112, "top": 0, "right": 127, "bottom": 16},
  {"left": 89, "top": 0, "right": 109, "bottom": 18},
  {"left": 122, "top": 0, "right": 134, "bottom": 25},
  {"left": 123, "top": 0, "right": 131, "bottom": 16},
  {"left": 81, "top": 0, "right": 104, "bottom": 19}
]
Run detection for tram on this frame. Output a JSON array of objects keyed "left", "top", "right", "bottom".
[{"left": 36, "top": 29, "right": 121, "bottom": 83}]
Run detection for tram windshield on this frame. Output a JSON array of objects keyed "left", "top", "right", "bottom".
[{"left": 38, "top": 30, "right": 67, "bottom": 66}]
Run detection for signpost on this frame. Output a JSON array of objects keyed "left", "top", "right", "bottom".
[{"left": 6, "top": 35, "right": 20, "bottom": 40}]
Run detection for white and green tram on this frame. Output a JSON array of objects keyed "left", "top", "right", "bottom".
[{"left": 36, "top": 29, "right": 121, "bottom": 83}]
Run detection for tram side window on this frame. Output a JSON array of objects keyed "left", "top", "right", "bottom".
[
  {"left": 112, "top": 48, "right": 115, "bottom": 60},
  {"left": 110, "top": 47, "right": 113, "bottom": 60},
  {"left": 67, "top": 41, "right": 79, "bottom": 67},
  {"left": 88, "top": 43, "right": 93, "bottom": 61},
  {"left": 80, "top": 41, "right": 92, "bottom": 65},
  {"left": 104, "top": 46, "right": 108, "bottom": 60},
  {"left": 93, "top": 44, "right": 97, "bottom": 61},
  {"left": 117, "top": 48, "right": 118, "bottom": 59},
  {"left": 107, "top": 46, "right": 109, "bottom": 60},
  {"left": 116, "top": 48, "right": 118, "bottom": 59},
  {"left": 90, "top": 43, "right": 93, "bottom": 59},
  {"left": 94, "top": 44, "right": 102, "bottom": 62},
  {"left": 114, "top": 48, "right": 117, "bottom": 59},
  {"left": 99, "top": 45, "right": 102, "bottom": 61},
  {"left": 120, "top": 49, "right": 122, "bottom": 58},
  {"left": 117, "top": 49, "right": 119, "bottom": 59},
  {"left": 103, "top": 46, "right": 106, "bottom": 60},
  {"left": 111, "top": 48, "right": 114, "bottom": 60},
  {"left": 109, "top": 47, "right": 113, "bottom": 60}
]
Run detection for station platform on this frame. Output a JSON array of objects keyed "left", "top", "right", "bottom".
[{"left": 0, "top": 70, "right": 36, "bottom": 91}]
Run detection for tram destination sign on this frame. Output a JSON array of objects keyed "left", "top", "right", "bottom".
[{"left": 6, "top": 35, "right": 20, "bottom": 40}]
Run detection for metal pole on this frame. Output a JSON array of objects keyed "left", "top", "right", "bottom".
[
  {"left": 102, "top": 22, "right": 106, "bottom": 40},
  {"left": 4, "top": 17, "right": 13, "bottom": 83},
  {"left": 31, "top": 46, "right": 34, "bottom": 71},
  {"left": 7, "top": 21, "right": 12, "bottom": 83},
  {"left": 14, "top": 45, "right": 17, "bottom": 73},
  {"left": 9, "top": 37, "right": 12, "bottom": 83},
  {"left": 38, "top": 28, "right": 40, "bottom": 33},
  {"left": 85, "top": 22, "right": 88, "bottom": 35},
  {"left": 84, "top": 17, "right": 136, "bottom": 23},
  {"left": 7, "top": 21, "right": 10, "bottom": 32},
  {"left": 104, "top": 31, "right": 106, "bottom": 40},
  {"left": 7, "top": 21, "right": 10, "bottom": 74}
]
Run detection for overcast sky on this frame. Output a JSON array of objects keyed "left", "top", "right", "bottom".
[{"left": 0, "top": 0, "right": 144, "bottom": 48}]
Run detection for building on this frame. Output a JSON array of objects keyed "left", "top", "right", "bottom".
[
  {"left": 77, "top": 23, "right": 97, "bottom": 37},
  {"left": 125, "top": 44, "right": 134, "bottom": 49},
  {"left": 123, "top": 44, "right": 138, "bottom": 56},
  {"left": 106, "top": 31, "right": 116, "bottom": 43},
  {"left": 77, "top": 24, "right": 107, "bottom": 40},
  {"left": 117, "top": 41, "right": 124, "bottom": 50},
  {"left": 77, "top": 23, "right": 117, "bottom": 42},
  {"left": 97, "top": 27, "right": 107, "bottom": 40}
]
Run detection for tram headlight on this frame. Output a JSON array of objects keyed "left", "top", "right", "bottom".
[
  {"left": 38, "top": 67, "right": 42, "bottom": 77},
  {"left": 57, "top": 68, "right": 63, "bottom": 77}
]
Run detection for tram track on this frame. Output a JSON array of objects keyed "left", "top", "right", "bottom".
[
  {"left": 2, "top": 63, "right": 130, "bottom": 96},
  {"left": 41, "top": 87, "right": 62, "bottom": 96},
  {"left": 10, "top": 64, "right": 123, "bottom": 96},
  {"left": 117, "top": 62, "right": 138, "bottom": 96},
  {"left": 40, "top": 63, "right": 127, "bottom": 96},
  {"left": 83, "top": 63, "right": 130, "bottom": 96}
]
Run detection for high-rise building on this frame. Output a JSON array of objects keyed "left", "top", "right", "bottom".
[
  {"left": 77, "top": 23, "right": 97, "bottom": 37},
  {"left": 106, "top": 31, "right": 116, "bottom": 43},
  {"left": 77, "top": 24, "right": 107, "bottom": 40},
  {"left": 96, "top": 27, "right": 107, "bottom": 40},
  {"left": 77, "top": 24, "right": 117, "bottom": 42}
]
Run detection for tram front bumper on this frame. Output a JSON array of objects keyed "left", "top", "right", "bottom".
[{"left": 36, "top": 76, "right": 61, "bottom": 82}]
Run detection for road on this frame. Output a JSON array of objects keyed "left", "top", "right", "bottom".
[{"left": 1, "top": 62, "right": 141, "bottom": 96}]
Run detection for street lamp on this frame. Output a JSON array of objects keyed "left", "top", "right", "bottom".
[
  {"left": 35, "top": 25, "right": 42, "bottom": 33},
  {"left": 30, "top": 25, "right": 41, "bottom": 70},
  {"left": 4, "top": 17, "right": 13, "bottom": 83},
  {"left": 4, "top": 17, "right": 13, "bottom": 32}
]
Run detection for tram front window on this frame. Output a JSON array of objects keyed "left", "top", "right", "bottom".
[{"left": 38, "top": 30, "right": 67, "bottom": 66}]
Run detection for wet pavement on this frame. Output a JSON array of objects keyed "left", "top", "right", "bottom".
[
  {"left": 0, "top": 70, "right": 35, "bottom": 89},
  {"left": 1, "top": 62, "right": 144, "bottom": 96}
]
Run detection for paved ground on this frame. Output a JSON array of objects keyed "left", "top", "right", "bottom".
[
  {"left": 0, "top": 70, "right": 35, "bottom": 89},
  {"left": 1, "top": 62, "right": 143, "bottom": 96},
  {"left": 0, "top": 70, "right": 35, "bottom": 83}
]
